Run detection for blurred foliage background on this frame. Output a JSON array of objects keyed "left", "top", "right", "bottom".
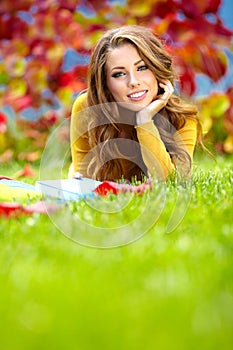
[{"left": 0, "top": 0, "right": 233, "bottom": 166}]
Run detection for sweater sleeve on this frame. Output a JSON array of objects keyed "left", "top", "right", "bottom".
[
  {"left": 135, "top": 118, "right": 197, "bottom": 179},
  {"left": 69, "top": 93, "right": 90, "bottom": 178}
]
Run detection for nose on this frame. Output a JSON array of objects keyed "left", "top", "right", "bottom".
[{"left": 128, "top": 72, "right": 140, "bottom": 88}]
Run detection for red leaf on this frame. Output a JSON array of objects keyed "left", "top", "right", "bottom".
[
  {"left": 0, "top": 0, "right": 33, "bottom": 14},
  {"left": 25, "top": 201, "right": 60, "bottom": 214},
  {"left": 206, "top": 0, "right": 221, "bottom": 13},
  {"left": 13, "top": 164, "right": 35, "bottom": 179},
  {"left": 58, "top": 72, "right": 74, "bottom": 87},
  {"left": 179, "top": 66, "right": 196, "bottom": 96},
  {"left": 54, "top": 9, "right": 85, "bottom": 49},
  {"left": 0, "top": 150, "right": 13, "bottom": 163},
  {"left": 138, "top": 0, "right": 178, "bottom": 19},
  {"left": 94, "top": 181, "right": 119, "bottom": 196},
  {"left": 191, "top": 17, "right": 233, "bottom": 39},
  {"left": 18, "top": 111, "right": 59, "bottom": 132},
  {"left": 0, "top": 200, "right": 60, "bottom": 217},
  {"left": 24, "top": 129, "right": 41, "bottom": 139},
  {"left": 167, "top": 20, "right": 191, "bottom": 42},
  {"left": 35, "top": 0, "right": 79, "bottom": 12},
  {"left": 180, "top": 0, "right": 221, "bottom": 18},
  {"left": 17, "top": 151, "right": 40, "bottom": 162},
  {"left": 0, "top": 111, "right": 7, "bottom": 133},
  {"left": 224, "top": 111, "right": 233, "bottom": 135},
  {"left": 0, "top": 15, "right": 29, "bottom": 40},
  {"left": 199, "top": 47, "right": 227, "bottom": 82},
  {"left": 215, "top": 18, "right": 233, "bottom": 38},
  {"left": 224, "top": 87, "right": 233, "bottom": 134},
  {"left": 94, "top": 180, "right": 152, "bottom": 196},
  {"left": 3, "top": 93, "right": 34, "bottom": 113},
  {"left": 167, "top": 17, "right": 232, "bottom": 44},
  {"left": 85, "top": 0, "right": 110, "bottom": 12},
  {"left": 57, "top": 0, "right": 80, "bottom": 12},
  {"left": 0, "top": 202, "right": 28, "bottom": 218},
  {"left": 49, "top": 66, "right": 88, "bottom": 93}
]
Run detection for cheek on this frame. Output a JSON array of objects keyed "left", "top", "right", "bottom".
[
  {"left": 107, "top": 79, "right": 123, "bottom": 100},
  {"left": 106, "top": 77, "right": 112, "bottom": 93},
  {"left": 107, "top": 78, "right": 116, "bottom": 95},
  {"left": 144, "top": 71, "right": 159, "bottom": 96},
  {"left": 151, "top": 77, "right": 159, "bottom": 98}
]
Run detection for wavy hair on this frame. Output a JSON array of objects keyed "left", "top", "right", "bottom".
[{"left": 86, "top": 25, "right": 201, "bottom": 181}]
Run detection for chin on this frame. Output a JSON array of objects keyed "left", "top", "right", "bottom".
[{"left": 118, "top": 101, "right": 147, "bottom": 112}]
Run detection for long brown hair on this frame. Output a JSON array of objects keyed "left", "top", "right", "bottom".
[{"left": 86, "top": 25, "right": 200, "bottom": 181}]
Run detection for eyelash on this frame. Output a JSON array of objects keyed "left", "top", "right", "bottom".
[
  {"left": 138, "top": 65, "right": 148, "bottom": 71},
  {"left": 111, "top": 65, "right": 148, "bottom": 78},
  {"left": 112, "top": 72, "right": 125, "bottom": 78}
]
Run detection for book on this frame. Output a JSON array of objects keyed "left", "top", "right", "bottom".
[
  {"left": 35, "top": 178, "right": 102, "bottom": 201},
  {"left": 0, "top": 178, "right": 40, "bottom": 201}
]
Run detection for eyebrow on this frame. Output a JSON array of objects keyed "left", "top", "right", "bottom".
[{"left": 111, "top": 59, "right": 143, "bottom": 72}]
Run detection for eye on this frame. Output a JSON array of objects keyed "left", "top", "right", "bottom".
[
  {"left": 111, "top": 71, "right": 125, "bottom": 78},
  {"left": 138, "top": 65, "right": 148, "bottom": 71}
]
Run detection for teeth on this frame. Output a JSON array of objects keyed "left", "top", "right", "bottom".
[{"left": 129, "top": 91, "right": 146, "bottom": 98}]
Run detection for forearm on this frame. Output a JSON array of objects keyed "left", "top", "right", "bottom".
[
  {"left": 70, "top": 92, "right": 90, "bottom": 177},
  {"left": 135, "top": 121, "right": 175, "bottom": 179},
  {"left": 70, "top": 137, "right": 90, "bottom": 177}
]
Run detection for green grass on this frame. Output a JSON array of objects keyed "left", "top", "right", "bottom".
[{"left": 0, "top": 154, "right": 233, "bottom": 350}]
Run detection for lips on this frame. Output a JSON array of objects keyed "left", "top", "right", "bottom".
[{"left": 127, "top": 90, "right": 148, "bottom": 101}]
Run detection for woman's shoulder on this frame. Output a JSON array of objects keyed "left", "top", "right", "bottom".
[
  {"left": 175, "top": 117, "right": 197, "bottom": 137},
  {"left": 70, "top": 91, "right": 89, "bottom": 134},
  {"left": 184, "top": 117, "right": 197, "bottom": 127},
  {"left": 72, "top": 90, "right": 87, "bottom": 115}
]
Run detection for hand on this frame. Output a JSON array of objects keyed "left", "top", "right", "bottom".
[{"left": 136, "top": 80, "right": 174, "bottom": 125}]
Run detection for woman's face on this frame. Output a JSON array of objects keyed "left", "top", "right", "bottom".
[{"left": 106, "top": 43, "right": 159, "bottom": 111}]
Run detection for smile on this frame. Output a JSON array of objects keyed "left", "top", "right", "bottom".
[{"left": 127, "top": 90, "right": 147, "bottom": 101}]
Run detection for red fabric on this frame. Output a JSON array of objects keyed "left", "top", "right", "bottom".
[
  {"left": 0, "top": 201, "right": 60, "bottom": 218},
  {"left": 0, "top": 202, "right": 28, "bottom": 217},
  {"left": 94, "top": 180, "right": 152, "bottom": 196},
  {"left": 94, "top": 181, "right": 119, "bottom": 195}
]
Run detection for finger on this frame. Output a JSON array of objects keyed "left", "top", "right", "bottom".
[
  {"left": 74, "top": 172, "right": 83, "bottom": 179},
  {"left": 159, "top": 81, "right": 174, "bottom": 98},
  {"left": 160, "top": 79, "right": 173, "bottom": 86},
  {"left": 159, "top": 80, "right": 174, "bottom": 91}
]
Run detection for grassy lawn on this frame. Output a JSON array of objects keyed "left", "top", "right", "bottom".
[{"left": 0, "top": 153, "right": 233, "bottom": 350}]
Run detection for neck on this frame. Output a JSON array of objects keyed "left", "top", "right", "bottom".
[{"left": 117, "top": 104, "right": 136, "bottom": 126}]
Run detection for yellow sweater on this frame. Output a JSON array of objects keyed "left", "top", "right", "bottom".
[{"left": 70, "top": 93, "right": 197, "bottom": 181}]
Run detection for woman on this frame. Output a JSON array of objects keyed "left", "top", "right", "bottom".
[{"left": 70, "top": 25, "right": 201, "bottom": 182}]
